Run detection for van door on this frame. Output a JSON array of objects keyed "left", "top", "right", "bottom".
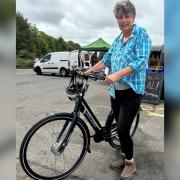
[
  {"left": 39, "top": 54, "right": 52, "bottom": 73},
  {"left": 48, "top": 54, "right": 59, "bottom": 73},
  {"left": 52, "top": 53, "right": 70, "bottom": 74},
  {"left": 59, "top": 59, "right": 70, "bottom": 76}
]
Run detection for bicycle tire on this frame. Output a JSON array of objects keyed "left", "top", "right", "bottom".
[
  {"left": 20, "top": 114, "right": 89, "bottom": 180},
  {"left": 108, "top": 111, "right": 140, "bottom": 149}
]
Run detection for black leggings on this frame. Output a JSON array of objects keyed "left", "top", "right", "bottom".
[{"left": 111, "top": 88, "right": 142, "bottom": 160}]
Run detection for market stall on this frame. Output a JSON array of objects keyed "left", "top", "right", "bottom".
[{"left": 79, "top": 38, "right": 111, "bottom": 68}]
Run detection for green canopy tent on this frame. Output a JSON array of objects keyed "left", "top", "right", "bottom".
[
  {"left": 80, "top": 37, "right": 111, "bottom": 51},
  {"left": 78, "top": 38, "right": 111, "bottom": 68}
]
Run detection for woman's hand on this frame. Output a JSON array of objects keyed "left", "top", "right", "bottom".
[
  {"left": 84, "top": 69, "right": 92, "bottom": 76},
  {"left": 84, "top": 61, "right": 106, "bottom": 75},
  {"left": 104, "top": 76, "right": 114, "bottom": 85},
  {"left": 104, "top": 71, "right": 124, "bottom": 85}
]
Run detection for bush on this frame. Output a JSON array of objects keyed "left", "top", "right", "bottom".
[
  {"left": 18, "top": 49, "right": 35, "bottom": 59},
  {"left": 16, "top": 57, "right": 33, "bottom": 69}
]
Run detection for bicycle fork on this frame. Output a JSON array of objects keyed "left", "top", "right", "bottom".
[
  {"left": 51, "top": 112, "right": 79, "bottom": 156},
  {"left": 52, "top": 94, "right": 83, "bottom": 155}
]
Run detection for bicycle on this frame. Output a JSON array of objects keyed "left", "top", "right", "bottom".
[{"left": 20, "top": 69, "right": 140, "bottom": 180}]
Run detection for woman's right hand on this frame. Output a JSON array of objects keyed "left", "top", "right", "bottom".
[
  {"left": 84, "top": 69, "right": 93, "bottom": 75},
  {"left": 84, "top": 61, "right": 105, "bottom": 75}
]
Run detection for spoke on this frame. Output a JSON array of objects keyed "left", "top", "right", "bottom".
[
  {"left": 54, "top": 156, "right": 58, "bottom": 175},
  {"left": 56, "top": 153, "right": 66, "bottom": 173},
  {"left": 43, "top": 125, "right": 54, "bottom": 143},
  {"left": 63, "top": 153, "right": 66, "bottom": 172},
  {"left": 62, "top": 145, "right": 82, "bottom": 162},
  {"left": 52, "top": 121, "right": 55, "bottom": 144},
  {"left": 67, "top": 143, "right": 84, "bottom": 147},
  {"left": 65, "top": 149, "right": 79, "bottom": 158},
  {"left": 27, "top": 159, "right": 61, "bottom": 173},
  {"left": 36, "top": 131, "right": 51, "bottom": 147},
  {"left": 46, "top": 149, "right": 59, "bottom": 167}
]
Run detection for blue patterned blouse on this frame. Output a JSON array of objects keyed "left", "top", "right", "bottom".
[{"left": 102, "top": 24, "right": 152, "bottom": 98}]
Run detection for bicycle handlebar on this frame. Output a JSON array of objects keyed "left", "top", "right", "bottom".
[
  {"left": 75, "top": 69, "right": 106, "bottom": 81},
  {"left": 88, "top": 73, "right": 106, "bottom": 81}
]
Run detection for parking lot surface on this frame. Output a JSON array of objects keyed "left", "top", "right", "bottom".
[{"left": 16, "top": 69, "right": 164, "bottom": 180}]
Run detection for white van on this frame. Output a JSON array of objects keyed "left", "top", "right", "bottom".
[{"left": 33, "top": 51, "right": 79, "bottom": 76}]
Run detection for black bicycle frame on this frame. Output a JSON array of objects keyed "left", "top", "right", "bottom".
[
  {"left": 80, "top": 98, "right": 102, "bottom": 132},
  {"left": 57, "top": 75, "right": 111, "bottom": 147},
  {"left": 58, "top": 86, "right": 106, "bottom": 146}
]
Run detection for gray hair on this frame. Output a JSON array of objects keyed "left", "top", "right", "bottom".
[{"left": 113, "top": 0, "right": 136, "bottom": 19}]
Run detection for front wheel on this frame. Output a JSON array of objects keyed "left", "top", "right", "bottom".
[
  {"left": 20, "top": 114, "right": 89, "bottom": 180},
  {"left": 35, "top": 67, "right": 42, "bottom": 75},
  {"left": 108, "top": 111, "right": 140, "bottom": 149}
]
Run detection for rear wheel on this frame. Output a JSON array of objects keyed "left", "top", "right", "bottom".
[
  {"left": 60, "top": 68, "right": 67, "bottom": 77},
  {"left": 20, "top": 115, "right": 88, "bottom": 179},
  {"left": 108, "top": 111, "right": 140, "bottom": 149}
]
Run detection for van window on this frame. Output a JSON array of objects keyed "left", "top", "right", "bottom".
[{"left": 41, "top": 54, "right": 51, "bottom": 63}]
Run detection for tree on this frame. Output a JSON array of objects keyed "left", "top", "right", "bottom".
[
  {"left": 16, "top": 12, "right": 81, "bottom": 59},
  {"left": 16, "top": 12, "right": 35, "bottom": 59}
]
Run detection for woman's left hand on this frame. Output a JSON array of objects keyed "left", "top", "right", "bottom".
[
  {"left": 104, "top": 72, "right": 122, "bottom": 85},
  {"left": 104, "top": 76, "right": 114, "bottom": 85}
]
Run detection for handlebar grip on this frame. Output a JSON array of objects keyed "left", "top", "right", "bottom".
[
  {"left": 88, "top": 73, "right": 106, "bottom": 81},
  {"left": 74, "top": 69, "right": 106, "bottom": 81}
]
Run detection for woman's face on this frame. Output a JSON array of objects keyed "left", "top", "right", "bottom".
[{"left": 117, "top": 13, "right": 135, "bottom": 34}]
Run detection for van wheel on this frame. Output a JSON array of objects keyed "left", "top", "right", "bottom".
[
  {"left": 35, "top": 67, "right": 42, "bottom": 75},
  {"left": 60, "top": 68, "right": 67, "bottom": 77}
]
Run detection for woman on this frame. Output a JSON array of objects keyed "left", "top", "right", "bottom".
[{"left": 85, "top": 0, "right": 151, "bottom": 179}]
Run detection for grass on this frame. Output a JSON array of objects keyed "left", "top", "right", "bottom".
[{"left": 16, "top": 58, "right": 33, "bottom": 69}]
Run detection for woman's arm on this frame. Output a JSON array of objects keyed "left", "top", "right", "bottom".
[
  {"left": 104, "top": 66, "right": 133, "bottom": 84},
  {"left": 105, "top": 32, "right": 152, "bottom": 85},
  {"left": 84, "top": 36, "right": 119, "bottom": 76},
  {"left": 84, "top": 60, "right": 106, "bottom": 75}
]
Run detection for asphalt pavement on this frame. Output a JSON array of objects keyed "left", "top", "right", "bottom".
[{"left": 16, "top": 69, "right": 164, "bottom": 180}]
